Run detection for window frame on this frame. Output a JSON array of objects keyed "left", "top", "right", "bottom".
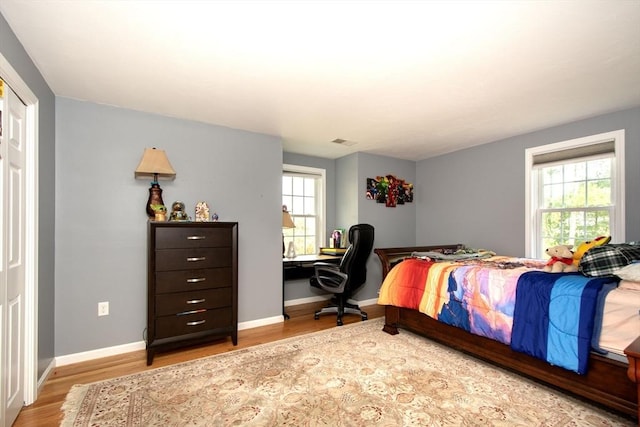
[
  {"left": 282, "top": 164, "right": 326, "bottom": 256},
  {"left": 525, "top": 129, "right": 625, "bottom": 258}
]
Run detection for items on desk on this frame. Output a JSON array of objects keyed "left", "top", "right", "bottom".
[
  {"left": 330, "top": 229, "right": 345, "bottom": 248},
  {"left": 319, "top": 247, "right": 347, "bottom": 256},
  {"left": 286, "top": 241, "right": 297, "bottom": 258}
]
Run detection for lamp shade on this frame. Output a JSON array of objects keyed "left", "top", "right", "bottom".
[
  {"left": 134, "top": 148, "right": 176, "bottom": 180},
  {"left": 282, "top": 207, "right": 295, "bottom": 228}
]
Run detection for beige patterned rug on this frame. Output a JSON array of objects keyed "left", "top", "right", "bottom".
[{"left": 62, "top": 318, "right": 633, "bottom": 426}]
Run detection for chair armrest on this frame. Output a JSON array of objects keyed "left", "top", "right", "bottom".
[
  {"left": 313, "top": 265, "right": 348, "bottom": 294},
  {"left": 313, "top": 262, "right": 339, "bottom": 269}
]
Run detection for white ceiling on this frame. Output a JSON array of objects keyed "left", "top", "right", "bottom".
[{"left": 2, "top": 1, "right": 639, "bottom": 160}]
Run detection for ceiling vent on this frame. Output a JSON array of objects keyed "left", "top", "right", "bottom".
[{"left": 331, "top": 138, "right": 357, "bottom": 146}]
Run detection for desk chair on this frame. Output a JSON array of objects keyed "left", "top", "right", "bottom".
[{"left": 310, "top": 224, "right": 374, "bottom": 326}]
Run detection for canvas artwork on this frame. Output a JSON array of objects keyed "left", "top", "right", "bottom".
[{"left": 366, "top": 174, "right": 413, "bottom": 207}]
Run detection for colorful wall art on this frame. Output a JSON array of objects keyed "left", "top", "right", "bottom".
[{"left": 366, "top": 174, "right": 414, "bottom": 207}]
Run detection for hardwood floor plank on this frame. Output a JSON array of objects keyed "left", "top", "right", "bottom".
[{"left": 14, "top": 303, "right": 384, "bottom": 426}]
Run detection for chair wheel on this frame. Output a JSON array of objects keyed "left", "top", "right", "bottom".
[
  {"left": 314, "top": 314, "right": 320, "bottom": 320},
  {"left": 337, "top": 320, "right": 343, "bottom": 326},
  {"left": 362, "top": 314, "right": 368, "bottom": 321}
]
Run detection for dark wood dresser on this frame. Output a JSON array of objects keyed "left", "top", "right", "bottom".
[{"left": 146, "top": 221, "right": 238, "bottom": 365}]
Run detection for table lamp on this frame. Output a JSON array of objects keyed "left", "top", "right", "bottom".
[
  {"left": 282, "top": 205, "right": 295, "bottom": 257},
  {"left": 135, "top": 148, "right": 176, "bottom": 218}
]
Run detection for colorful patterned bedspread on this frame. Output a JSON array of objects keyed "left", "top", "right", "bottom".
[{"left": 377, "top": 256, "right": 612, "bottom": 373}]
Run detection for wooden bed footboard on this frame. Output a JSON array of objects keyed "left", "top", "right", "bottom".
[{"left": 374, "top": 246, "right": 639, "bottom": 421}]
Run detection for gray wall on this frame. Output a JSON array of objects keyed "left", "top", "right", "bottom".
[
  {"left": 1, "top": 12, "right": 56, "bottom": 377},
  {"left": 416, "top": 107, "right": 640, "bottom": 255},
  {"left": 55, "top": 98, "right": 283, "bottom": 355},
  {"left": 353, "top": 153, "right": 417, "bottom": 300},
  {"left": 322, "top": 152, "right": 417, "bottom": 302}
]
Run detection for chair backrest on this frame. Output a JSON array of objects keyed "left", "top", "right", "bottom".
[{"left": 339, "top": 224, "right": 375, "bottom": 290}]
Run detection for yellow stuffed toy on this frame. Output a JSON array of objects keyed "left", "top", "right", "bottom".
[{"left": 572, "top": 236, "right": 611, "bottom": 268}]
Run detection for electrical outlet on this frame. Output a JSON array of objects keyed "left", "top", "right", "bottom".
[{"left": 98, "top": 301, "right": 109, "bottom": 316}]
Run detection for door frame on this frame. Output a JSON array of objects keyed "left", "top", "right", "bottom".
[{"left": 0, "top": 52, "right": 39, "bottom": 406}]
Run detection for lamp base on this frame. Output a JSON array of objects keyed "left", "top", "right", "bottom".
[
  {"left": 286, "top": 241, "right": 296, "bottom": 258},
  {"left": 146, "top": 183, "right": 164, "bottom": 218}
]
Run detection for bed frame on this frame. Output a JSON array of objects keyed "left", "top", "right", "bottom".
[{"left": 374, "top": 245, "right": 640, "bottom": 422}]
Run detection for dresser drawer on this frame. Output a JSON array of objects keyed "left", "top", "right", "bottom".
[
  {"left": 155, "top": 267, "right": 233, "bottom": 293},
  {"left": 155, "top": 307, "right": 233, "bottom": 339},
  {"left": 155, "top": 288, "right": 232, "bottom": 316},
  {"left": 155, "top": 227, "right": 232, "bottom": 249},
  {"left": 155, "top": 248, "right": 231, "bottom": 271}
]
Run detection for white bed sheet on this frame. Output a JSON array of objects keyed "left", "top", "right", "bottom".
[{"left": 598, "top": 283, "right": 640, "bottom": 357}]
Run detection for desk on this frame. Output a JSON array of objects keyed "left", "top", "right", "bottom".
[{"left": 283, "top": 254, "right": 342, "bottom": 319}]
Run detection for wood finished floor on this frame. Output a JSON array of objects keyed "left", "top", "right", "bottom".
[{"left": 13, "top": 302, "right": 384, "bottom": 426}]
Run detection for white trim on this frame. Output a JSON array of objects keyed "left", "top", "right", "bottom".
[
  {"left": 56, "top": 341, "right": 147, "bottom": 367},
  {"left": 525, "top": 129, "right": 625, "bottom": 257},
  {"left": 0, "top": 53, "right": 40, "bottom": 406},
  {"left": 55, "top": 317, "right": 286, "bottom": 366},
  {"left": 284, "top": 295, "right": 332, "bottom": 307},
  {"left": 285, "top": 295, "right": 378, "bottom": 308},
  {"left": 356, "top": 297, "right": 379, "bottom": 307},
  {"left": 36, "top": 359, "right": 55, "bottom": 391},
  {"left": 238, "top": 315, "right": 283, "bottom": 330},
  {"left": 282, "top": 163, "right": 327, "bottom": 252}
]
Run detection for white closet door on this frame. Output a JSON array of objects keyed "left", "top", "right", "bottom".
[{"left": 1, "top": 81, "right": 27, "bottom": 427}]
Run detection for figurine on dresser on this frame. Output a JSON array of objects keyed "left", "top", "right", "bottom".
[
  {"left": 195, "top": 201, "right": 210, "bottom": 222},
  {"left": 169, "top": 201, "right": 190, "bottom": 221}
]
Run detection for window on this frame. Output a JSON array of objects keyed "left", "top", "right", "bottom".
[
  {"left": 525, "top": 130, "right": 625, "bottom": 258},
  {"left": 282, "top": 164, "right": 326, "bottom": 256}
]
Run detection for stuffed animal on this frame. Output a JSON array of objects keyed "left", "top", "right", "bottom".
[
  {"left": 572, "top": 236, "right": 611, "bottom": 267},
  {"left": 543, "top": 245, "right": 578, "bottom": 273}
]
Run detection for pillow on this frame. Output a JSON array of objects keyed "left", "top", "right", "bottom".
[
  {"left": 618, "top": 280, "right": 640, "bottom": 291},
  {"left": 614, "top": 262, "right": 640, "bottom": 282},
  {"left": 579, "top": 243, "right": 640, "bottom": 277}
]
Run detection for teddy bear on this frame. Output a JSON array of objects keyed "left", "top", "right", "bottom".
[
  {"left": 572, "top": 235, "right": 611, "bottom": 268},
  {"left": 543, "top": 245, "right": 578, "bottom": 273}
]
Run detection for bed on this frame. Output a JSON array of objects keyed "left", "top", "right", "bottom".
[{"left": 374, "top": 245, "right": 640, "bottom": 421}]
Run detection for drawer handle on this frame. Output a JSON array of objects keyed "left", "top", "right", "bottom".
[
  {"left": 187, "top": 235, "right": 206, "bottom": 240},
  {"left": 186, "top": 277, "right": 206, "bottom": 283},
  {"left": 186, "top": 298, "right": 206, "bottom": 304},
  {"left": 177, "top": 309, "right": 206, "bottom": 316},
  {"left": 187, "top": 320, "right": 206, "bottom": 326},
  {"left": 187, "top": 257, "right": 206, "bottom": 262}
]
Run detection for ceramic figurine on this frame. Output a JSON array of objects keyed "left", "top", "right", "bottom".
[
  {"left": 169, "top": 201, "right": 189, "bottom": 221},
  {"left": 195, "top": 201, "right": 210, "bottom": 222}
]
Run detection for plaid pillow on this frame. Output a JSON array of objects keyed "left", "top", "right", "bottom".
[{"left": 579, "top": 243, "right": 640, "bottom": 277}]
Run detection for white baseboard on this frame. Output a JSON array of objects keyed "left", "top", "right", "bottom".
[
  {"left": 54, "top": 299, "right": 381, "bottom": 367},
  {"left": 285, "top": 296, "right": 379, "bottom": 308},
  {"left": 284, "top": 295, "right": 331, "bottom": 307},
  {"left": 56, "top": 341, "right": 147, "bottom": 367},
  {"left": 238, "top": 315, "right": 283, "bottom": 330},
  {"left": 54, "top": 317, "right": 283, "bottom": 366},
  {"left": 358, "top": 298, "right": 379, "bottom": 307},
  {"left": 37, "top": 359, "right": 55, "bottom": 390}
]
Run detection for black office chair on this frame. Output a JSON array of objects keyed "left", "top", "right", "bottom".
[{"left": 310, "top": 224, "right": 375, "bottom": 326}]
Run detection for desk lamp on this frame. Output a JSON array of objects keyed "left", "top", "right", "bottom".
[
  {"left": 135, "top": 148, "right": 176, "bottom": 218},
  {"left": 282, "top": 205, "right": 295, "bottom": 257}
]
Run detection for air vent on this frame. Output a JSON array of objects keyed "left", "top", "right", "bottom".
[{"left": 331, "top": 138, "right": 357, "bottom": 146}]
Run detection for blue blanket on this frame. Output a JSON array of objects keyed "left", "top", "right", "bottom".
[{"left": 511, "top": 272, "right": 612, "bottom": 374}]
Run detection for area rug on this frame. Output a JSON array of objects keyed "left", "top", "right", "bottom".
[{"left": 62, "top": 318, "right": 633, "bottom": 426}]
